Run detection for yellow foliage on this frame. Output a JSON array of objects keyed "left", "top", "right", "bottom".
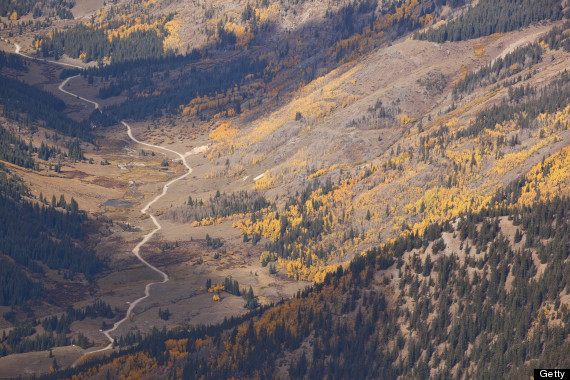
[
  {"left": 181, "top": 92, "right": 243, "bottom": 120},
  {"left": 210, "top": 122, "right": 238, "bottom": 141},
  {"left": 312, "top": 265, "right": 340, "bottom": 283},
  {"left": 473, "top": 48, "right": 486, "bottom": 58},
  {"left": 165, "top": 339, "right": 188, "bottom": 361},
  {"left": 10, "top": 11, "right": 18, "bottom": 20},
  {"left": 163, "top": 18, "right": 181, "bottom": 52},
  {"left": 224, "top": 21, "right": 253, "bottom": 47},
  {"left": 260, "top": 250, "right": 276, "bottom": 264},
  {"left": 515, "top": 146, "right": 570, "bottom": 206},
  {"left": 264, "top": 218, "right": 283, "bottom": 241},
  {"left": 473, "top": 33, "right": 503, "bottom": 59},
  {"left": 411, "top": 186, "right": 492, "bottom": 235},
  {"left": 208, "top": 282, "right": 225, "bottom": 294},
  {"left": 493, "top": 137, "right": 555, "bottom": 178},
  {"left": 181, "top": 106, "right": 192, "bottom": 116},
  {"left": 307, "top": 164, "right": 348, "bottom": 180},
  {"left": 106, "top": 20, "right": 163, "bottom": 42},
  {"left": 70, "top": 351, "right": 159, "bottom": 380},
  {"left": 392, "top": 152, "right": 411, "bottom": 166},
  {"left": 213, "top": 294, "right": 221, "bottom": 302}
]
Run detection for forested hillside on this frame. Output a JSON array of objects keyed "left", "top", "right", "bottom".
[
  {"left": 0, "top": 181, "right": 104, "bottom": 306},
  {"left": 0, "top": 0, "right": 74, "bottom": 20},
  {"left": 0, "top": 117, "right": 102, "bottom": 307},
  {"left": 0, "top": 151, "right": 105, "bottom": 356},
  {"left": 43, "top": 189, "right": 570, "bottom": 378},
  {"left": 2, "top": 0, "right": 570, "bottom": 377},
  {"left": 0, "top": 51, "right": 27, "bottom": 70},
  {"left": 0, "top": 300, "right": 116, "bottom": 357},
  {"left": 0, "top": 75, "right": 92, "bottom": 140},
  {"left": 41, "top": 0, "right": 469, "bottom": 122},
  {"left": 37, "top": 13, "right": 175, "bottom": 62},
  {"left": 415, "top": 0, "right": 565, "bottom": 42},
  {"left": 540, "top": 21, "right": 570, "bottom": 51},
  {"left": 0, "top": 124, "right": 35, "bottom": 169}
]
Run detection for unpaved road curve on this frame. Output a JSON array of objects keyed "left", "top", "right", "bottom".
[
  {"left": 58, "top": 75, "right": 99, "bottom": 109},
  {"left": 79, "top": 121, "right": 193, "bottom": 359},
  {"left": 5, "top": 41, "right": 193, "bottom": 362},
  {"left": 13, "top": 42, "right": 84, "bottom": 69}
]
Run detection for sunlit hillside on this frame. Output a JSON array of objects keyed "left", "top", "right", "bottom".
[{"left": 0, "top": 0, "right": 569, "bottom": 378}]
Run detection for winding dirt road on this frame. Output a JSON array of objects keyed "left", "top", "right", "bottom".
[
  {"left": 58, "top": 75, "right": 99, "bottom": 109},
  {"left": 13, "top": 42, "right": 84, "bottom": 69},
  {"left": 85, "top": 122, "right": 193, "bottom": 355},
  {"left": 8, "top": 41, "right": 192, "bottom": 360}
]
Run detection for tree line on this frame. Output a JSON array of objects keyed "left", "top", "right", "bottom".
[
  {"left": 37, "top": 13, "right": 174, "bottom": 63},
  {"left": 0, "top": 51, "right": 27, "bottom": 71},
  {"left": 0, "top": 75, "right": 92, "bottom": 140},
  {"left": 415, "top": 0, "right": 565, "bottom": 42},
  {"left": 453, "top": 42, "right": 544, "bottom": 96},
  {"left": 167, "top": 190, "right": 271, "bottom": 224},
  {"left": 0, "top": 0, "right": 74, "bottom": 19},
  {"left": 540, "top": 21, "right": 570, "bottom": 52},
  {"left": 0, "top": 189, "right": 103, "bottom": 305}
]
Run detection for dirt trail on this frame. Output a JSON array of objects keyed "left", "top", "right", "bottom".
[
  {"left": 58, "top": 75, "right": 100, "bottom": 109},
  {"left": 79, "top": 120, "right": 193, "bottom": 360},
  {"left": 11, "top": 41, "right": 84, "bottom": 69},
  {"left": 6, "top": 40, "right": 193, "bottom": 363}
]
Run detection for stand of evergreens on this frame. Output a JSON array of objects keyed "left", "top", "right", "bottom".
[
  {"left": 540, "top": 21, "right": 570, "bottom": 52},
  {"left": 0, "top": 260, "right": 44, "bottom": 307},
  {"left": 415, "top": 0, "right": 565, "bottom": 42},
  {"left": 0, "top": 0, "right": 74, "bottom": 19},
  {"left": 99, "top": 56, "right": 270, "bottom": 122},
  {"left": 0, "top": 125, "right": 35, "bottom": 169},
  {"left": 0, "top": 163, "right": 29, "bottom": 201},
  {"left": 264, "top": 179, "right": 337, "bottom": 269},
  {"left": 0, "top": 190, "right": 103, "bottom": 294},
  {"left": 0, "top": 51, "right": 27, "bottom": 71},
  {"left": 453, "top": 42, "right": 543, "bottom": 96},
  {"left": 0, "top": 75, "right": 92, "bottom": 140},
  {"left": 168, "top": 190, "right": 271, "bottom": 223},
  {"left": 456, "top": 70, "right": 570, "bottom": 140},
  {"left": 0, "top": 300, "right": 114, "bottom": 356},
  {"left": 39, "top": 22, "right": 167, "bottom": 63}
]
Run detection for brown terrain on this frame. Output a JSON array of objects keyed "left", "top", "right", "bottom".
[{"left": 0, "top": 0, "right": 569, "bottom": 377}]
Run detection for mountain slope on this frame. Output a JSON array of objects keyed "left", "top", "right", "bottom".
[
  {"left": 45, "top": 189, "right": 570, "bottom": 379},
  {"left": 1, "top": 0, "right": 570, "bottom": 377}
]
